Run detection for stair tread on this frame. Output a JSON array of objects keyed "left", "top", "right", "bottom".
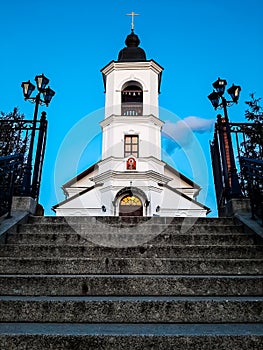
[
  {"left": 0, "top": 323, "right": 263, "bottom": 336},
  {"left": 1, "top": 295, "right": 262, "bottom": 301},
  {"left": 9, "top": 232, "right": 253, "bottom": 237},
  {"left": 1, "top": 257, "right": 262, "bottom": 261},
  {"left": 1, "top": 273, "right": 262, "bottom": 278},
  {"left": 1, "top": 244, "right": 260, "bottom": 248}
]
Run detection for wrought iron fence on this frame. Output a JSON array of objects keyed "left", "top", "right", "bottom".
[
  {"left": 0, "top": 154, "right": 24, "bottom": 217},
  {"left": 210, "top": 114, "right": 263, "bottom": 221},
  {"left": 240, "top": 157, "right": 263, "bottom": 224},
  {"left": 0, "top": 111, "right": 47, "bottom": 208}
]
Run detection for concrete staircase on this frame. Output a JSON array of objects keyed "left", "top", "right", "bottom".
[{"left": 0, "top": 216, "right": 262, "bottom": 349}]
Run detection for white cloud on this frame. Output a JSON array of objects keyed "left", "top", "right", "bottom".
[
  {"left": 162, "top": 116, "right": 215, "bottom": 152},
  {"left": 183, "top": 116, "right": 215, "bottom": 132}
]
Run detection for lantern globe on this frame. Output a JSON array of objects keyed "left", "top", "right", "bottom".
[
  {"left": 21, "top": 80, "right": 35, "bottom": 99},
  {"left": 227, "top": 84, "right": 241, "bottom": 103},
  {"left": 208, "top": 90, "right": 220, "bottom": 109},
  {"left": 35, "top": 74, "right": 49, "bottom": 91},
  {"left": 212, "top": 77, "right": 227, "bottom": 96},
  {"left": 43, "top": 87, "right": 55, "bottom": 105}
]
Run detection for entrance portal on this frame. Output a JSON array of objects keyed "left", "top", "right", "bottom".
[{"left": 119, "top": 195, "right": 143, "bottom": 216}]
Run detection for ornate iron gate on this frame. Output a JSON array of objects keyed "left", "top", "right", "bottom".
[
  {"left": 210, "top": 114, "right": 263, "bottom": 221},
  {"left": 0, "top": 111, "right": 47, "bottom": 216}
]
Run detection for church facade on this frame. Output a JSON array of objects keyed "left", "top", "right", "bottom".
[{"left": 53, "top": 30, "right": 209, "bottom": 217}]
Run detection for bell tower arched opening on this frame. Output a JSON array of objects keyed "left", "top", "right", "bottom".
[{"left": 121, "top": 82, "right": 143, "bottom": 116}]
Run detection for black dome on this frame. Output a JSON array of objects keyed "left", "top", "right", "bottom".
[
  {"left": 118, "top": 31, "right": 146, "bottom": 62},
  {"left": 125, "top": 32, "right": 140, "bottom": 47}
]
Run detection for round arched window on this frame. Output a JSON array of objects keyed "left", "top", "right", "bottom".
[
  {"left": 119, "top": 195, "right": 143, "bottom": 216},
  {"left": 120, "top": 196, "right": 142, "bottom": 206}
]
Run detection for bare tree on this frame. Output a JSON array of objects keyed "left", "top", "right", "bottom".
[{"left": 0, "top": 107, "right": 28, "bottom": 157}]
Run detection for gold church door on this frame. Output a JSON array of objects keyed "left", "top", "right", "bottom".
[{"left": 119, "top": 195, "right": 143, "bottom": 216}]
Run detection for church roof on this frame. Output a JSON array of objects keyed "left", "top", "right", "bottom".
[
  {"left": 61, "top": 163, "right": 97, "bottom": 189},
  {"left": 162, "top": 182, "right": 211, "bottom": 213},
  {"left": 118, "top": 31, "right": 146, "bottom": 62},
  {"left": 52, "top": 184, "right": 99, "bottom": 211},
  {"left": 164, "top": 163, "right": 201, "bottom": 191}
]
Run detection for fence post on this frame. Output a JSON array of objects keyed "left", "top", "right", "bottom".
[
  {"left": 210, "top": 126, "right": 224, "bottom": 215},
  {"left": 217, "top": 115, "right": 230, "bottom": 200},
  {"left": 31, "top": 111, "right": 47, "bottom": 200}
]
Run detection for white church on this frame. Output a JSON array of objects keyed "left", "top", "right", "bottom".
[{"left": 53, "top": 24, "right": 209, "bottom": 217}]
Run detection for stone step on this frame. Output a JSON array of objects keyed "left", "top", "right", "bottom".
[
  {"left": 0, "top": 296, "right": 262, "bottom": 323},
  {"left": 28, "top": 215, "right": 238, "bottom": 226},
  {"left": 5, "top": 232, "right": 257, "bottom": 246},
  {"left": 0, "top": 275, "right": 262, "bottom": 296},
  {"left": 0, "top": 257, "right": 262, "bottom": 275},
  {"left": 0, "top": 323, "right": 262, "bottom": 350},
  {"left": 1, "top": 244, "right": 262, "bottom": 259},
  {"left": 18, "top": 223, "right": 244, "bottom": 235},
  {"left": 0, "top": 215, "right": 262, "bottom": 349}
]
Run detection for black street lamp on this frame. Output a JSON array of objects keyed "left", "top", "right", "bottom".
[
  {"left": 208, "top": 77, "right": 242, "bottom": 199},
  {"left": 208, "top": 77, "right": 241, "bottom": 112},
  {"left": 21, "top": 73, "right": 55, "bottom": 197}
]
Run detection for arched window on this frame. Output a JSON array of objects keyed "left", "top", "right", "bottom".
[
  {"left": 120, "top": 196, "right": 142, "bottom": 206},
  {"left": 121, "top": 83, "right": 143, "bottom": 116},
  {"left": 119, "top": 195, "right": 143, "bottom": 216}
]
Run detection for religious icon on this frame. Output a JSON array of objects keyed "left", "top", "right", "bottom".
[{"left": 127, "top": 157, "right": 136, "bottom": 170}]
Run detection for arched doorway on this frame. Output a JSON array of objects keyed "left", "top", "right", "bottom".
[
  {"left": 113, "top": 187, "right": 149, "bottom": 217},
  {"left": 119, "top": 195, "right": 143, "bottom": 217}
]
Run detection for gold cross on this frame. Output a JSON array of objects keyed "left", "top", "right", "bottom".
[{"left": 126, "top": 11, "right": 140, "bottom": 32}]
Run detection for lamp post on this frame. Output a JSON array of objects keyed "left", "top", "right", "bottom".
[
  {"left": 208, "top": 77, "right": 242, "bottom": 199},
  {"left": 21, "top": 74, "right": 55, "bottom": 197}
]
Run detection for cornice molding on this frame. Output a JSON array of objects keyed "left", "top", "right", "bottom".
[
  {"left": 100, "top": 114, "right": 164, "bottom": 128},
  {"left": 92, "top": 169, "right": 171, "bottom": 184},
  {"left": 101, "top": 60, "right": 163, "bottom": 76}
]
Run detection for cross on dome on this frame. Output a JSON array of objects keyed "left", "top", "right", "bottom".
[
  {"left": 118, "top": 12, "right": 145, "bottom": 62},
  {"left": 126, "top": 11, "right": 140, "bottom": 32}
]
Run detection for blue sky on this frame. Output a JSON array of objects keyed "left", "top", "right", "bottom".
[{"left": 1, "top": 0, "right": 262, "bottom": 216}]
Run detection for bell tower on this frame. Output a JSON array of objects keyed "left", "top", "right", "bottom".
[{"left": 100, "top": 30, "right": 164, "bottom": 162}]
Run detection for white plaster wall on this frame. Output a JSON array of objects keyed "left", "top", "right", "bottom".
[
  {"left": 55, "top": 187, "right": 104, "bottom": 216},
  {"left": 97, "top": 157, "right": 165, "bottom": 174},
  {"left": 101, "top": 117, "right": 163, "bottom": 159},
  {"left": 164, "top": 168, "right": 191, "bottom": 188},
  {"left": 164, "top": 167, "right": 200, "bottom": 198},
  {"left": 64, "top": 168, "right": 98, "bottom": 198},
  {"left": 105, "top": 70, "right": 159, "bottom": 117},
  {"left": 102, "top": 61, "right": 162, "bottom": 119},
  {"left": 160, "top": 187, "right": 206, "bottom": 217},
  {"left": 56, "top": 177, "right": 207, "bottom": 217}
]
